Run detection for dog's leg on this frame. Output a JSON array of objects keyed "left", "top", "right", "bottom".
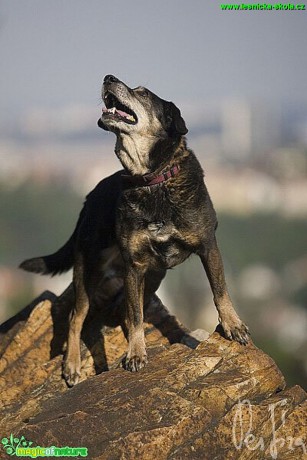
[
  {"left": 200, "top": 237, "right": 250, "bottom": 345},
  {"left": 123, "top": 265, "right": 148, "bottom": 372},
  {"left": 63, "top": 256, "right": 89, "bottom": 386}
]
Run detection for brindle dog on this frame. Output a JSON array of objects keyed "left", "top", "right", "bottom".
[{"left": 20, "top": 75, "right": 249, "bottom": 386}]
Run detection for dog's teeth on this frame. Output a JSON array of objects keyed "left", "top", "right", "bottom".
[
  {"left": 126, "top": 115, "right": 135, "bottom": 122},
  {"left": 108, "top": 107, "right": 116, "bottom": 114}
]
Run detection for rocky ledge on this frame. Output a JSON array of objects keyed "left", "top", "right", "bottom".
[{"left": 0, "top": 285, "right": 306, "bottom": 459}]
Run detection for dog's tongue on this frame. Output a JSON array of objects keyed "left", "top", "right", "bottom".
[
  {"left": 102, "top": 107, "right": 135, "bottom": 122},
  {"left": 116, "top": 109, "right": 129, "bottom": 118},
  {"left": 102, "top": 107, "right": 130, "bottom": 118}
]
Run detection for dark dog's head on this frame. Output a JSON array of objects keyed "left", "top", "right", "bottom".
[{"left": 98, "top": 75, "right": 188, "bottom": 175}]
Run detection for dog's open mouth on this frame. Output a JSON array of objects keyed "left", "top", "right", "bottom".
[{"left": 102, "top": 92, "right": 137, "bottom": 125}]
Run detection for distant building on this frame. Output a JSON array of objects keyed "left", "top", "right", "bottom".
[
  {"left": 221, "top": 99, "right": 282, "bottom": 158},
  {"left": 221, "top": 99, "right": 252, "bottom": 158}
]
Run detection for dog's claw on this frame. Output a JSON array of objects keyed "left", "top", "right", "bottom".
[
  {"left": 222, "top": 320, "right": 250, "bottom": 346},
  {"left": 233, "top": 329, "right": 247, "bottom": 345},
  {"left": 123, "top": 354, "right": 148, "bottom": 372},
  {"left": 62, "top": 361, "right": 81, "bottom": 387}
]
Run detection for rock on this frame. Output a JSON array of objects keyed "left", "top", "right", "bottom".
[
  {"left": 0, "top": 286, "right": 306, "bottom": 460},
  {"left": 182, "top": 328, "right": 210, "bottom": 347}
]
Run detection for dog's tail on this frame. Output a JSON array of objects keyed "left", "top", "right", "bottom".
[{"left": 19, "top": 232, "right": 75, "bottom": 276}]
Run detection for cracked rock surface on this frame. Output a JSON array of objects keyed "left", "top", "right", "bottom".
[{"left": 0, "top": 287, "right": 306, "bottom": 460}]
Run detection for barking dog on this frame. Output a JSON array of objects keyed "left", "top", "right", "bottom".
[{"left": 20, "top": 75, "right": 249, "bottom": 386}]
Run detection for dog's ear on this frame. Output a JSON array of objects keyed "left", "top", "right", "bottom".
[{"left": 166, "top": 102, "right": 188, "bottom": 136}]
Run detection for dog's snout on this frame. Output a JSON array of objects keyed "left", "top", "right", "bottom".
[{"left": 104, "top": 75, "right": 119, "bottom": 84}]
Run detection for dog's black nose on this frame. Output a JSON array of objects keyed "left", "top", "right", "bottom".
[{"left": 104, "top": 75, "right": 119, "bottom": 84}]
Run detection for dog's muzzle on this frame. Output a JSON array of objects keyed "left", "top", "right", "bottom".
[{"left": 98, "top": 75, "right": 138, "bottom": 127}]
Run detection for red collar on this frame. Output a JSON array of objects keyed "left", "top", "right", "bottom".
[{"left": 121, "top": 165, "right": 180, "bottom": 187}]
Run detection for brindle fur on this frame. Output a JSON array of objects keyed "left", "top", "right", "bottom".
[{"left": 20, "top": 75, "right": 249, "bottom": 386}]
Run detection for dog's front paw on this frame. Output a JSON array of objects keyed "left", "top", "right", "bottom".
[
  {"left": 123, "top": 353, "right": 148, "bottom": 372},
  {"left": 221, "top": 317, "right": 250, "bottom": 345},
  {"left": 62, "top": 359, "right": 81, "bottom": 387}
]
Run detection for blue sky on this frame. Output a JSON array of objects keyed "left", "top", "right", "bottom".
[{"left": 1, "top": 0, "right": 307, "bottom": 118}]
